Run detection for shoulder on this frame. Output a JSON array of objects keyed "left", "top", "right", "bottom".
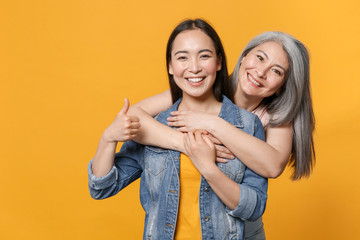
[
  {"left": 220, "top": 96, "right": 262, "bottom": 129},
  {"left": 154, "top": 98, "right": 182, "bottom": 125},
  {"left": 253, "top": 105, "right": 270, "bottom": 129}
]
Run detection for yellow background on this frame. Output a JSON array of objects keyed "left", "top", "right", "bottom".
[{"left": 1, "top": 0, "right": 359, "bottom": 239}]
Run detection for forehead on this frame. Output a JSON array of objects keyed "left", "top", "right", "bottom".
[
  {"left": 252, "top": 41, "right": 289, "bottom": 66},
  {"left": 171, "top": 29, "right": 216, "bottom": 53}
]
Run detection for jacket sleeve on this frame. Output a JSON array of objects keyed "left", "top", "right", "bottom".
[
  {"left": 88, "top": 140, "right": 144, "bottom": 200},
  {"left": 227, "top": 116, "right": 268, "bottom": 221}
]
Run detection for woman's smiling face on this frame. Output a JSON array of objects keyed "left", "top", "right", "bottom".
[
  {"left": 168, "top": 29, "right": 221, "bottom": 100},
  {"left": 237, "top": 41, "right": 289, "bottom": 100}
]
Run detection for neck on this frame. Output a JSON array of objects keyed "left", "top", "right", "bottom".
[
  {"left": 234, "top": 88, "right": 263, "bottom": 112},
  {"left": 179, "top": 92, "right": 222, "bottom": 115}
]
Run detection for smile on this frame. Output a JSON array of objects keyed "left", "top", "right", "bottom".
[
  {"left": 248, "top": 74, "right": 262, "bottom": 87},
  {"left": 187, "top": 77, "right": 205, "bottom": 83}
]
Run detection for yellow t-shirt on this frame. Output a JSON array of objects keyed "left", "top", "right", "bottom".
[{"left": 174, "top": 153, "right": 202, "bottom": 240}]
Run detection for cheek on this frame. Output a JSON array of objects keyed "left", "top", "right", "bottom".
[
  {"left": 171, "top": 63, "right": 186, "bottom": 77},
  {"left": 243, "top": 56, "right": 257, "bottom": 67},
  {"left": 238, "top": 65, "right": 247, "bottom": 82},
  {"left": 204, "top": 60, "right": 220, "bottom": 74}
]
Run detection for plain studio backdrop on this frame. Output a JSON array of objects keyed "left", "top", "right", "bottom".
[{"left": 1, "top": 0, "right": 359, "bottom": 239}]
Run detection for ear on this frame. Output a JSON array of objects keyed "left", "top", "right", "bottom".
[
  {"left": 168, "top": 61, "right": 173, "bottom": 75},
  {"left": 216, "top": 55, "right": 222, "bottom": 71},
  {"left": 240, "top": 56, "right": 246, "bottom": 64}
]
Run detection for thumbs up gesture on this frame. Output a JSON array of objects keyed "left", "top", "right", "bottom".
[{"left": 103, "top": 98, "right": 141, "bottom": 142}]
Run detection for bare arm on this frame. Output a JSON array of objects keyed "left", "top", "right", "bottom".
[
  {"left": 211, "top": 120, "right": 292, "bottom": 178},
  {"left": 184, "top": 130, "right": 240, "bottom": 209},
  {"left": 127, "top": 90, "right": 186, "bottom": 152},
  {"left": 127, "top": 90, "right": 234, "bottom": 162},
  {"left": 184, "top": 130, "right": 267, "bottom": 219},
  {"left": 92, "top": 98, "right": 140, "bottom": 177},
  {"left": 168, "top": 111, "right": 293, "bottom": 178}
]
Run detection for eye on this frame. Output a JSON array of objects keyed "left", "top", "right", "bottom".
[
  {"left": 257, "top": 55, "right": 264, "bottom": 61},
  {"left": 200, "top": 54, "right": 211, "bottom": 59},
  {"left": 272, "top": 69, "right": 282, "bottom": 76},
  {"left": 176, "top": 56, "right": 187, "bottom": 61}
]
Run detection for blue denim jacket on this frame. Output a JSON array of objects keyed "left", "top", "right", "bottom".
[{"left": 88, "top": 96, "right": 267, "bottom": 240}]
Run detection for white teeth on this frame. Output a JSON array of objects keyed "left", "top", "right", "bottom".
[
  {"left": 187, "top": 77, "right": 204, "bottom": 83},
  {"left": 248, "top": 74, "right": 261, "bottom": 86}
]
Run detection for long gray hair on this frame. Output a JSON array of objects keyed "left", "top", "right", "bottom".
[{"left": 230, "top": 31, "right": 315, "bottom": 180}]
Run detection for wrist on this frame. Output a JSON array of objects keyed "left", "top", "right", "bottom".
[
  {"left": 200, "top": 162, "right": 219, "bottom": 180},
  {"left": 173, "top": 132, "right": 186, "bottom": 153},
  {"left": 207, "top": 116, "right": 219, "bottom": 134},
  {"left": 102, "top": 128, "right": 115, "bottom": 143}
]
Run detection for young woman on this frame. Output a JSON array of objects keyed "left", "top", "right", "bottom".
[
  {"left": 127, "top": 31, "right": 315, "bottom": 239},
  {"left": 88, "top": 19, "right": 267, "bottom": 240}
]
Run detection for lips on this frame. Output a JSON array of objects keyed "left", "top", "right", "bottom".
[{"left": 247, "top": 73, "right": 263, "bottom": 87}]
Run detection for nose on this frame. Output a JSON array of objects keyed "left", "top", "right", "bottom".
[
  {"left": 256, "top": 65, "right": 267, "bottom": 79},
  {"left": 189, "top": 58, "right": 201, "bottom": 73}
]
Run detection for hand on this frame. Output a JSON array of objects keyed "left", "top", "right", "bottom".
[
  {"left": 103, "top": 98, "right": 141, "bottom": 142},
  {"left": 206, "top": 134, "right": 235, "bottom": 163},
  {"left": 167, "top": 110, "right": 214, "bottom": 132},
  {"left": 184, "top": 130, "right": 217, "bottom": 174}
]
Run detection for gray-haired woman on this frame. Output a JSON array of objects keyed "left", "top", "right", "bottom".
[{"left": 126, "top": 31, "right": 315, "bottom": 239}]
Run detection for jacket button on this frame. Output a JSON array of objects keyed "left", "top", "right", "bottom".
[
  {"left": 205, "top": 187, "right": 210, "bottom": 192},
  {"left": 204, "top": 216, "right": 210, "bottom": 222}
]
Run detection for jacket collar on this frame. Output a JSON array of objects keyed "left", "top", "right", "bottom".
[{"left": 155, "top": 95, "right": 244, "bottom": 129}]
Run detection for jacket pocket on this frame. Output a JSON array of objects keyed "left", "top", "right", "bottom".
[
  {"left": 217, "top": 159, "right": 245, "bottom": 183},
  {"left": 145, "top": 146, "right": 169, "bottom": 176}
]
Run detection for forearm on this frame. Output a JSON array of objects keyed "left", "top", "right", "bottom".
[
  {"left": 92, "top": 132, "right": 118, "bottom": 177},
  {"left": 208, "top": 118, "right": 291, "bottom": 178},
  {"left": 89, "top": 140, "right": 144, "bottom": 200},
  {"left": 202, "top": 165, "right": 240, "bottom": 210},
  {"left": 129, "top": 107, "right": 186, "bottom": 153}
]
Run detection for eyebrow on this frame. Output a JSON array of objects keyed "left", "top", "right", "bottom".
[
  {"left": 257, "top": 50, "right": 286, "bottom": 71},
  {"left": 174, "top": 48, "right": 214, "bottom": 56}
]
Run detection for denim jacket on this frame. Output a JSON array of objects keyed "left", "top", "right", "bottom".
[{"left": 88, "top": 96, "right": 268, "bottom": 240}]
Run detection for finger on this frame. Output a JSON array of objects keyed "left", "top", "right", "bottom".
[
  {"left": 170, "top": 111, "right": 180, "bottom": 116},
  {"left": 215, "top": 150, "right": 235, "bottom": 160},
  {"left": 128, "top": 115, "right": 140, "bottom": 122},
  {"left": 129, "top": 128, "right": 139, "bottom": 135},
  {"left": 198, "top": 129, "right": 208, "bottom": 135},
  {"left": 167, "top": 121, "right": 185, "bottom": 127},
  {"left": 214, "top": 144, "right": 233, "bottom": 155},
  {"left": 170, "top": 110, "right": 188, "bottom": 116},
  {"left": 194, "top": 130, "right": 203, "bottom": 143},
  {"left": 216, "top": 157, "right": 228, "bottom": 163},
  {"left": 167, "top": 116, "right": 183, "bottom": 122},
  {"left": 202, "top": 135, "right": 215, "bottom": 149},
  {"left": 131, "top": 122, "right": 141, "bottom": 129},
  {"left": 119, "top": 98, "right": 130, "bottom": 115},
  {"left": 207, "top": 135, "right": 222, "bottom": 145},
  {"left": 175, "top": 127, "right": 189, "bottom": 133},
  {"left": 183, "top": 133, "right": 190, "bottom": 152},
  {"left": 129, "top": 133, "right": 138, "bottom": 138},
  {"left": 123, "top": 134, "right": 137, "bottom": 142},
  {"left": 214, "top": 144, "right": 234, "bottom": 159},
  {"left": 186, "top": 131, "right": 196, "bottom": 145}
]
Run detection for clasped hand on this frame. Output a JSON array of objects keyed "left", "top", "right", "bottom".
[
  {"left": 184, "top": 130, "right": 217, "bottom": 173},
  {"left": 168, "top": 110, "right": 235, "bottom": 163}
]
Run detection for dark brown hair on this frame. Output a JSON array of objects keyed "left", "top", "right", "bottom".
[{"left": 166, "top": 19, "right": 233, "bottom": 103}]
